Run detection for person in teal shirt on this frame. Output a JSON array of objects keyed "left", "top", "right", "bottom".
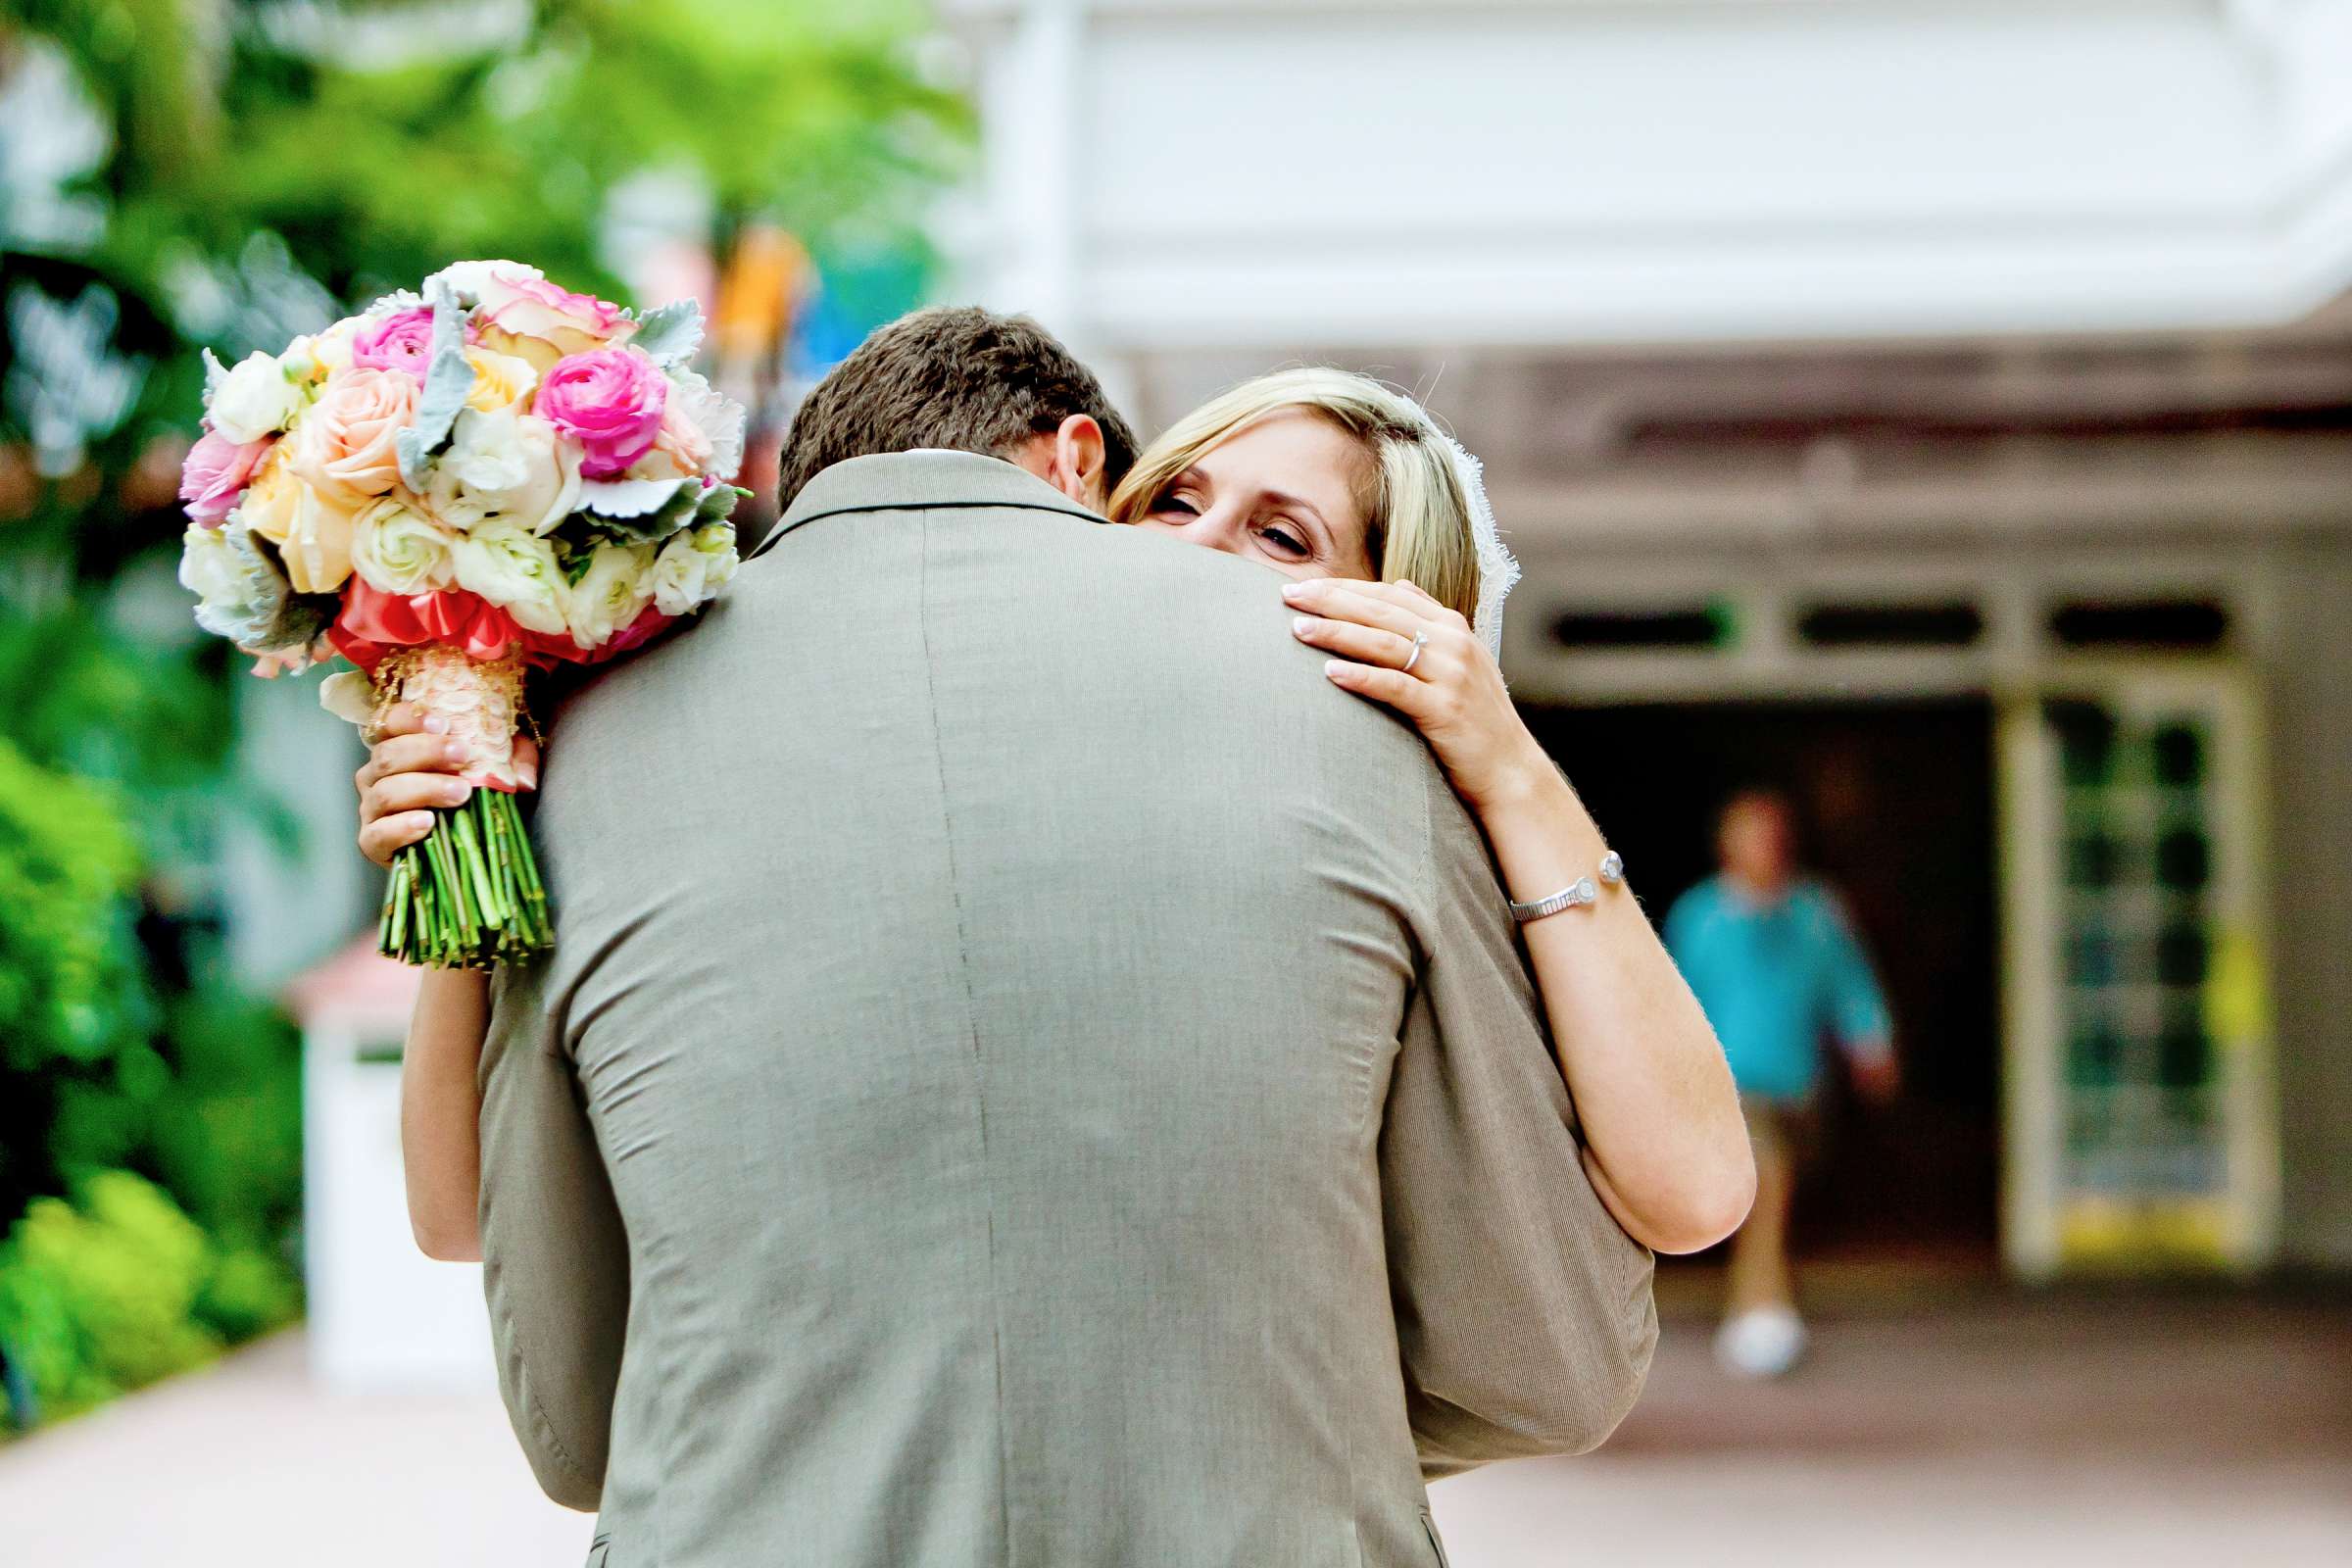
[{"left": 1664, "top": 788, "right": 1896, "bottom": 1378}]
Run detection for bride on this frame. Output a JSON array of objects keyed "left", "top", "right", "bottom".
[{"left": 356, "top": 367, "right": 1754, "bottom": 1262}]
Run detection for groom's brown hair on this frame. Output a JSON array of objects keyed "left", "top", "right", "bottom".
[{"left": 775, "top": 307, "right": 1140, "bottom": 507}]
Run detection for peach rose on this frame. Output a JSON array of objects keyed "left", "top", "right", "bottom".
[
  {"left": 289, "top": 367, "right": 418, "bottom": 510},
  {"left": 632, "top": 392, "right": 713, "bottom": 481},
  {"left": 236, "top": 444, "right": 363, "bottom": 593}
]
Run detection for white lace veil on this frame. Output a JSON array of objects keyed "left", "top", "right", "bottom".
[{"left": 1432, "top": 430, "right": 1519, "bottom": 663}]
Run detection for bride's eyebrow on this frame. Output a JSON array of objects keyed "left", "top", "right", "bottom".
[{"left": 1259, "top": 489, "right": 1329, "bottom": 530}]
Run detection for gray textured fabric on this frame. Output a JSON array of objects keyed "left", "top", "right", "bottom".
[{"left": 476, "top": 450, "right": 1655, "bottom": 1567}]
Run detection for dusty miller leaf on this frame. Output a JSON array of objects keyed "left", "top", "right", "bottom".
[
  {"left": 393, "top": 286, "right": 477, "bottom": 490},
  {"left": 625, "top": 299, "right": 704, "bottom": 367}
]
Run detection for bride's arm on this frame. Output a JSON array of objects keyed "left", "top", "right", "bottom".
[
  {"left": 356, "top": 705, "right": 538, "bottom": 1261},
  {"left": 401, "top": 968, "right": 491, "bottom": 1260},
  {"left": 1287, "top": 577, "right": 1754, "bottom": 1254}
]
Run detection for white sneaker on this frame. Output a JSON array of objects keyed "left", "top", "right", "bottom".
[{"left": 1714, "top": 1306, "right": 1807, "bottom": 1379}]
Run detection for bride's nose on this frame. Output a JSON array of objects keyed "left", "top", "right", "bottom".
[{"left": 1174, "top": 503, "right": 1250, "bottom": 557}]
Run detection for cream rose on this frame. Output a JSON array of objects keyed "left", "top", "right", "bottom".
[
  {"left": 565, "top": 541, "right": 657, "bottom": 650},
  {"left": 209, "top": 351, "right": 305, "bottom": 444},
  {"left": 650, "top": 522, "right": 739, "bottom": 616},
  {"left": 289, "top": 367, "right": 418, "bottom": 510},
  {"left": 449, "top": 517, "right": 568, "bottom": 634},
  {"left": 351, "top": 495, "right": 457, "bottom": 595},
  {"left": 235, "top": 445, "right": 360, "bottom": 593},
  {"left": 463, "top": 346, "right": 540, "bottom": 414},
  {"left": 423, "top": 407, "right": 581, "bottom": 536}
]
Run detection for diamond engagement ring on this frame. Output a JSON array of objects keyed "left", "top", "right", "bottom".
[{"left": 1401, "top": 630, "right": 1429, "bottom": 674}]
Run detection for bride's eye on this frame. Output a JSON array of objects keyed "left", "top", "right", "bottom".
[
  {"left": 1260, "top": 524, "right": 1309, "bottom": 559},
  {"left": 1153, "top": 491, "right": 1200, "bottom": 517}
]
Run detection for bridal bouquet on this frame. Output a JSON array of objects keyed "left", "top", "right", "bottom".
[{"left": 176, "top": 260, "right": 748, "bottom": 968}]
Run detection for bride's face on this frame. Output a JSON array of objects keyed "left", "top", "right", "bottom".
[{"left": 1130, "top": 411, "right": 1377, "bottom": 582}]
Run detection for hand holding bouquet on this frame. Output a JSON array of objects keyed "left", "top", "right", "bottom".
[{"left": 177, "top": 261, "right": 749, "bottom": 967}]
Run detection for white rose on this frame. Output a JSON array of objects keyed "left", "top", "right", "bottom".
[
  {"left": 177, "top": 520, "right": 307, "bottom": 650},
  {"left": 565, "top": 541, "right": 657, "bottom": 650},
  {"left": 177, "top": 521, "right": 246, "bottom": 613},
  {"left": 650, "top": 522, "right": 740, "bottom": 616},
  {"left": 422, "top": 258, "right": 541, "bottom": 308},
  {"left": 351, "top": 495, "right": 456, "bottom": 595},
  {"left": 424, "top": 407, "right": 582, "bottom": 536},
  {"left": 209, "top": 351, "right": 305, "bottom": 444},
  {"left": 282, "top": 316, "right": 360, "bottom": 383},
  {"left": 449, "top": 518, "right": 568, "bottom": 635}
]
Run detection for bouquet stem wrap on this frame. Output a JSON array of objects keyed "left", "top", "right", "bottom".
[{"left": 370, "top": 646, "right": 551, "bottom": 967}]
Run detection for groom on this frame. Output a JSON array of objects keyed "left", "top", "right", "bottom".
[{"left": 472, "top": 308, "right": 1654, "bottom": 1566}]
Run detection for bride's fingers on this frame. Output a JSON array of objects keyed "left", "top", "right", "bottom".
[
  {"left": 362, "top": 702, "right": 444, "bottom": 747},
  {"left": 1322, "top": 659, "right": 1441, "bottom": 719},
  {"left": 1391, "top": 579, "right": 1453, "bottom": 617},
  {"left": 357, "top": 730, "right": 471, "bottom": 792},
  {"left": 1329, "top": 576, "right": 1470, "bottom": 632},
  {"left": 1281, "top": 579, "right": 1427, "bottom": 639},
  {"left": 1290, "top": 615, "right": 1420, "bottom": 669},
  {"left": 359, "top": 808, "right": 441, "bottom": 869},
  {"left": 364, "top": 769, "right": 472, "bottom": 828}
]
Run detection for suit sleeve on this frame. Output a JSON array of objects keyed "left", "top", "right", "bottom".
[
  {"left": 1379, "top": 776, "right": 1658, "bottom": 1479},
  {"left": 476, "top": 957, "right": 630, "bottom": 1512}
]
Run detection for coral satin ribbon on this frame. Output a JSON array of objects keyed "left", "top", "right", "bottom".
[{"left": 330, "top": 580, "right": 674, "bottom": 672}]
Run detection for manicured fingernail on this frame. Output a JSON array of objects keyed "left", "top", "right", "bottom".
[
  {"left": 444, "top": 741, "right": 466, "bottom": 762},
  {"left": 1292, "top": 615, "right": 1316, "bottom": 637},
  {"left": 516, "top": 760, "right": 538, "bottom": 788},
  {"left": 1325, "top": 660, "right": 1348, "bottom": 678},
  {"left": 423, "top": 714, "right": 449, "bottom": 734},
  {"left": 1283, "top": 582, "right": 1310, "bottom": 600}
]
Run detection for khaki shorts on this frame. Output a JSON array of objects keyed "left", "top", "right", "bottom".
[{"left": 1740, "top": 1095, "right": 1821, "bottom": 1167}]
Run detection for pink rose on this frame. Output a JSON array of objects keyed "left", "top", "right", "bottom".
[
  {"left": 475, "top": 270, "right": 629, "bottom": 370},
  {"left": 351, "top": 307, "right": 440, "bottom": 376},
  {"left": 289, "top": 366, "right": 420, "bottom": 508},
  {"left": 179, "top": 430, "right": 272, "bottom": 524},
  {"left": 536, "top": 349, "right": 668, "bottom": 476}
]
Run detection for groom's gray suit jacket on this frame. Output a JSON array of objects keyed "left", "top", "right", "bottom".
[{"left": 476, "top": 450, "right": 1655, "bottom": 1568}]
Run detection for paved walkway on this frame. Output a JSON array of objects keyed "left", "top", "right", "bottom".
[
  {"left": 1, "top": 1291, "right": 2343, "bottom": 1566},
  {"left": 1431, "top": 1290, "right": 2352, "bottom": 1567}
]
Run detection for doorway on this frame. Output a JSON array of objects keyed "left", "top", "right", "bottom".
[{"left": 1524, "top": 698, "right": 2002, "bottom": 1261}]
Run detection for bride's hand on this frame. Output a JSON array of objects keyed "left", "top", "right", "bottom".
[
  {"left": 353, "top": 704, "right": 540, "bottom": 868},
  {"left": 1282, "top": 577, "right": 1553, "bottom": 813}
]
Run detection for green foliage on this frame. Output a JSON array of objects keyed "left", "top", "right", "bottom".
[
  {"left": 0, "top": 738, "right": 144, "bottom": 1077},
  {"left": 0, "top": 0, "right": 956, "bottom": 1423},
  {"left": 195, "top": 1243, "right": 304, "bottom": 1344},
  {"left": 147, "top": 993, "right": 305, "bottom": 1250},
  {"left": 0, "top": 1173, "right": 225, "bottom": 1416},
  {"left": 0, "top": 734, "right": 150, "bottom": 1217}
]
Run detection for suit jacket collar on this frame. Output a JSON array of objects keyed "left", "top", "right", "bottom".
[{"left": 753, "top": 450, "right": 1105, "bottom": 559}]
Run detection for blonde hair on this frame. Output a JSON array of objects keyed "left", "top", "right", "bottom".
[{"left": 1105, "top": 368, "right": 1481, "bottom": 618}]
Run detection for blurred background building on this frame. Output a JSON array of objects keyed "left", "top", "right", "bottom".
[
  {"left": 2, "top": 2, "right": 2346, "bottom": 1564},
  {"left": 946, "top": 0, "right": 2352, "bottom": 1285}
]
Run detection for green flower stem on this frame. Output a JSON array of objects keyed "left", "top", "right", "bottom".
[{"left": 374, "top": 788, "right": 554, "bottom": 968}]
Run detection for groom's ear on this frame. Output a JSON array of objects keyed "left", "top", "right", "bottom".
[{"left": 1046, "top": 414, "right": 1108, "bottom": 511}]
